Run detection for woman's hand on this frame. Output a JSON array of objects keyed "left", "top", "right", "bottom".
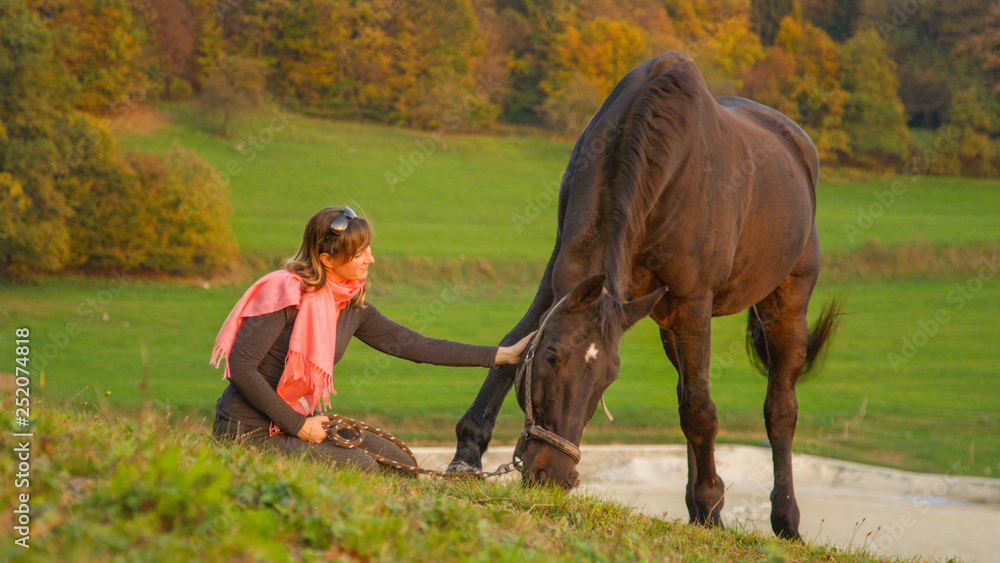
[
  {"left": 296, "top": 414, "right": 330, "bottom": 443},
  {"left": 494, "top": 331, "right": 536, "bottom": 365}
]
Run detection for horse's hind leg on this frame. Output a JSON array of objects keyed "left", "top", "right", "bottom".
[{"left": 749, "top": 247, "right": 820, "bottom": 540}]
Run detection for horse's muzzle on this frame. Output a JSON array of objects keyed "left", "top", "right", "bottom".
[{"left": 521, "top": 441, "right": 581, "bottom": 489}]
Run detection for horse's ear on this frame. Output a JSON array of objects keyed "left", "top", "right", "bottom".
[
  {"left": 569, "top": 274, "right": 608, "bottom": 310},
  {"left": 621, "top": 286, "right": 667, "bottom": 330}
]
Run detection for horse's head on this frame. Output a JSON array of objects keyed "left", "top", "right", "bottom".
[{"left": 515, "top": 274, "right": 666, "bottom": 489}]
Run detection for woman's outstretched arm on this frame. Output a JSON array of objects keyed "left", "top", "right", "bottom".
[{"left": 353, "top": 304, "right": 531, "bottom": 367}]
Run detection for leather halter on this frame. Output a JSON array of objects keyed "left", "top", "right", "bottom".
[{"left": 513, "top": 293, "right": 583, "bottom": 466}]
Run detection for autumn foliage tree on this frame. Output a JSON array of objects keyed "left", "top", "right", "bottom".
[
  {"left": 198, "top": 54, "right": 268, "bottom": 137},
  {"left": 349, "top": 0, "right": 491, "bottom": 129},
  {"left": 5, "top": 0, "right": 999, "bottom": 280},
  {"left": 30, "top": 0, "right": 986, "bottom": 173},
  {"left": 145, "top": 0, "right": 199, "bottom": 99},
  {"left": 662, "top": 1, "right": 764, "bottom": 95},
  {"left": 1, "top": 0, "right": 236, "bottom": 277},
  {"left": 836, "top": 27, "right": 909, "bottom": 167},
  {"left": 781, "top": 12, "right": 848, "bottom": 158},
  {"left": 28, "top": 0, "right": 152, "bottom": 113},
  {"left": 541, "top": 16, "right": 648, "bottom": 133},
  {"left": 751, "top": 0, "right": 794, "bottom": 46},
  {"left": 1, "top": 0, "right": 82, "bottom": 273}
]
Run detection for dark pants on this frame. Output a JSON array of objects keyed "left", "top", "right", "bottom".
[{"left": 213, "top": 416, "right": 415, "bottom": 475}]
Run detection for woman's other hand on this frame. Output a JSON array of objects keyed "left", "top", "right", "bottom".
[
  {"left": 495, "top": 331, "right": 536, "bottom": 365},
  {"left": 296, "top": 415, "right": 330, "bottom": 443}
]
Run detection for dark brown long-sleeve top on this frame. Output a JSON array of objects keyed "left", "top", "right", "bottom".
[{"left": 214, "top": 302, "right": 498, "bottom": 437}]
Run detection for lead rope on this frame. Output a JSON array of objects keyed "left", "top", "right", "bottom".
[
  {"left": 321, "top": 413, "right": 522, "bottom": 478},
  {"left": 600, "top": 395, "right": 614, "bottom": 422}
]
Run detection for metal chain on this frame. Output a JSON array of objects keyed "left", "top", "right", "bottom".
[{"left": 321, "top": 413, "right": 523, "bottom": 479}]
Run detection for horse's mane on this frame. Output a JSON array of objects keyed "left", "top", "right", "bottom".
[
  {"left": 595, "top": 294, "right": 625, "bottom": 340},
  {"left": 604, "top": 57, "right": 705, "bottom": 293}
]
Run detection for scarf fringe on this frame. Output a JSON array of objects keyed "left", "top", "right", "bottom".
[
  {"left": 281, "top": 350, "right": 336, "bottom": 410},
  {"left": 211, "top": 344, "right": 230, "bottom": 379}
]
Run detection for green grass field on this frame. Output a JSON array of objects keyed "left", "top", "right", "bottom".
[{"left": 2, "top": 104, "right": 998, "bottom": 479}]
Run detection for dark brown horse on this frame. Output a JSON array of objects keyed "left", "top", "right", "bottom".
[{"left": 449, "top": 52, "right": 838, "bottom": 540}]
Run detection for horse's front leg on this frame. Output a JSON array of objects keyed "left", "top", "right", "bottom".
[
  {"left": 449, "top": 362, "right": 519, "bottom": 472},
  {"left": 666, "top": 302, "right": 725, "bottom": 527},
  {"left": 449, "top": 262, "right": 555, "bottom": 472}
]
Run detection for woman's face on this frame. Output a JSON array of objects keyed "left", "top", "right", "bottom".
[{"left": 322, "top": 245, "right": 374, "bottom": 283}]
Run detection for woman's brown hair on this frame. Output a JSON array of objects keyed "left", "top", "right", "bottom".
[{"left": 285, "top": 206, "right": 373, "bottom": 308}]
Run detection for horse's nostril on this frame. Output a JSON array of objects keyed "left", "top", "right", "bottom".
[{"left": 535, "top": 468, "right": 548, "bottom": 483}]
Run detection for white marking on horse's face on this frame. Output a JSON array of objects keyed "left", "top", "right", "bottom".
[{"left": 585, "top": 342, "right": 599, "bottom": 363}]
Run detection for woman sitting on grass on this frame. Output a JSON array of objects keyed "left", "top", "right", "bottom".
[{"left": 210, "top": 206, "right": 531, "bottom": 471}]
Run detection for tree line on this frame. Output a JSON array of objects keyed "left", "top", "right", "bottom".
[
  {"left": 38, "top": 0, "right": 1000, "bottom": 164},
  {"left": 2, "top": 0, "right": 998, "bottom": 276}
]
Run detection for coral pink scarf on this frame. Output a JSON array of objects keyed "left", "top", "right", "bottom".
[{"left": 211, "top": 270, "right": 364, "bottom": 422}]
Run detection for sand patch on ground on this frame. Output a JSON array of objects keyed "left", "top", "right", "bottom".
[{"left": 411, "top": 444, "right": 1000, "bottom": 562}]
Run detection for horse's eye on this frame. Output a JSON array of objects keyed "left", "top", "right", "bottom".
[{"left": 543, "top": 350, "right": 559, "bottom": 368}]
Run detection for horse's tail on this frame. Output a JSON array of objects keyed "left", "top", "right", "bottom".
[{"left": 746, "top": 299, "right": 841, "bottom": 381}]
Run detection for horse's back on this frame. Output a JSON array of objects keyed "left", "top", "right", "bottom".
[
  {"left": 703, "top": 96, "right": 822, "bottom": 314},
  {"left": 716, "top": 96, "right": 819, "bottom": 190}
]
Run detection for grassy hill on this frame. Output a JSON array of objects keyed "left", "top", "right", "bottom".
[
  {"left": 1, "top": 103, "right": 998, "bottom": 480},
  {"left": 0, "top": 406, "right": 906, "bottom": 562}
]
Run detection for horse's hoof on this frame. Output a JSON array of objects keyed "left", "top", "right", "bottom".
[
  {"left": 774, "top": 529, "right": 802, "bottom": 543},
  {"left": 446, "top": 460, "right": 482, "bottom": 475}
]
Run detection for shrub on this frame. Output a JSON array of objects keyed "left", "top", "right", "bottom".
[
  {"left": 199, "top": 54, "right": 268, "bottom": 137},
  {"left": 71, "top": 144, "right": 237, "bottom": 275},
  {"left": 1, "top": 0, "right": 235, "bottom": 278},
  {"left": 953, "top": 128, "right": 997, "bottom": 178},
  {"left": 927, "top": 127, "right": 998, "bottom": 178},
  {"left": 166, "top": 77, "right": 195, "bottom": 101}
]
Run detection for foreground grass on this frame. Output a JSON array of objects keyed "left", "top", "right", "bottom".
[{"left": 0, "top": 405, "right": 906, "bottom": 562}]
